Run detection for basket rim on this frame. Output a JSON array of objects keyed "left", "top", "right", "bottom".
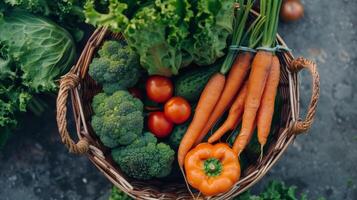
[
  {"left": 57, "top": 10, "right": 312, "bottom": 200},
  {"left": 69, "top": 33, "right": 299, "bottom": 200}
]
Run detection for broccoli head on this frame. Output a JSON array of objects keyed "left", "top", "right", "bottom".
[
  {"left": 91, "top": 90, "right": 144, "bottom": 148},
  {"left": 112, "top": 132, "right": 175, "bottom": 180},
  {"left": 89, "top": 40, "right": 141, "bottom": 94}
]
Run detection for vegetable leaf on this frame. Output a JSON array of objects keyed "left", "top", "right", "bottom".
[
  {"left": 183, "top": 0, "right": 235, "bottom": 66},
  {"left": 235, "top": 181, "right": 309, "bottom": 200},
  {"left": 124, "top": 0, "right": 193, "bottom": 76},
  {"left": 3, "top": 0, "right": 87, "bottom": 41},
  {"left": 84, "top": 0, "right": 129, "bottom": 33},
  {"left": 109, "top": 187, "right": 132, "bottom": 200},
  {"left": 0, "top": 11, "right": 76, "bottom": 92}
]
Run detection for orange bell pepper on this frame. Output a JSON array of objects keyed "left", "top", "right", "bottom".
[{"left": 184, "top": 143, "right": 241, "bottom": 196}]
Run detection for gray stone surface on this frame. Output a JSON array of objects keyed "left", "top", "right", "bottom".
[
  {"left": 0, "top": 0, "right": 356, "bottom": 199},
  {"left": 0, "top": 111, "right": 111, "bottom": 200},
  {"left": 258, "top": 1, "right": 357, "bottom": 199}
]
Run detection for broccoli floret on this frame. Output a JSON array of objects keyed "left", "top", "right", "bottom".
[
  {"left": 125, "top": 132, "right": 157, "bottom": 148},
  {"left": 112, "top": 132, "right": 175, "bottom": 180},
  {"left": 91, "top": 90, "right": 144, "bottom": 148},
  {"left": 89, "top": 40, "right": 141, "bottom": 94}
]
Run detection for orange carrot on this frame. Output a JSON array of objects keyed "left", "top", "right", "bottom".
[
  {"left": 177, "top": 73, "right": 225, "bottom": 167},
  {"left": 247, "top": 122, "right": 257, "bottom": 145},
  {"left": 257, "top": 55, "right": 280, "bottom": 147},
  {"left": 232, "top": 50, "right": 273, "bottom": 154},
  {"left": 232, "top": 0, "right": 283, "bottom": 154},
  {"left": 208, "top": 82, "right": 248, "bottom": 144},
  {"left": 194, "top": 52, "right": 253, "bottom": 145},
  {"left": 233, "top": 121, "right": 257, "bottom": 153}
]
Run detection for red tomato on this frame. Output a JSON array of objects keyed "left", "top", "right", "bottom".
[
  {"left": 145, "top": 76, "right": 173, "bottom": 103},
  {"left": 164, "top": 97, "right": 191, "bottom": 124},
  {"left": 148, "top": 112, "right": 174, "bottom": 138},
  {"left": 280, "top": 0, "right": 304, "bottom": 22},
  {"left": 128, "top": 87, "right": 143, "bottom": 99}
]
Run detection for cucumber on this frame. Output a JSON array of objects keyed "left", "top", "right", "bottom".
[
  {"left": 168, "top": 122, "right": 189, "bottom": 150},
  {"left": 174, "top": 63, "right": 221, "bottom": 102}
]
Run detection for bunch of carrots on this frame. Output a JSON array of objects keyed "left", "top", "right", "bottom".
[{"left": 178, "top": 0, "right": 283, "bottom": 196}]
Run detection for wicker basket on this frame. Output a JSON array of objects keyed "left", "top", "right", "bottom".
[{"left": 56, "top": 11, "right": 320, "bottom": 199}]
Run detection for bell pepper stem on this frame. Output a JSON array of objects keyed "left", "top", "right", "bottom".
[{"left": 204, "top": 158, "right": 222, "bottom": 177}]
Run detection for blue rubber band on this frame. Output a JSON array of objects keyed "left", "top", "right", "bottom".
[
  {"left": 256, "top": 47, "right": 276, "bottom": 52},
  {"left": 238, "top": 46, "right": 257, "bottom": 53},
  {"left": 256, "top": 45, "right": 292, "bottom": 52},
  {"left": 229, "top": 45, "right": 257, "bottom": 53},
  {"left": 276, "top": 45, "right": 292, "bottom": 52}
]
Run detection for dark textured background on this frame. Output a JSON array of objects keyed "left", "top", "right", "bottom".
[{"left": 1, "top": 0, "right": 356, "bottom": 199}]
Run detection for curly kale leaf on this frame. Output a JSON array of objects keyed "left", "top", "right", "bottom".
[
  {"left": 4, "top": 0, "right": 49, "bottom": 14},
  {"left": 0, "top": 45, "right": 16, "bottom": 80},
  {"left": 91, "top": 91, "right": 144, "bottom": 148},
  {"left": 0, "top": 85, "right": 32, "bottom": 128},
  {"left": 4, "top": 0, "right": 85, "bottom": 17},
  {"left": 0, "top": 84, "right": 32, "bottom": 132},
  {"left": 235, "top": 181, "right": 309, "bottom": 200},
  {"left": 0, "top": 68, "right": 32, "bottom": 129},
  {"left": 0, "top": 45, "right": 32, "bottom": 129}
]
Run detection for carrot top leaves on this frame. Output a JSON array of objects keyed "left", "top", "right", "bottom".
[
  {"left": 261, "top": 0, "right": 282, "bottom": 48},
  {"left": 233, "top": 0, "right": 254, "bottom": 49},
  {"left": 220, "top": 0, "right": 254, "bottom": 75},
  {"left": 241, "top": 14, "right": 266, "bottom": 49}
]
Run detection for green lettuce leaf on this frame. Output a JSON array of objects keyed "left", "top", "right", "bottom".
[
  {"left": 183, "top": 0, "right": 235, "bottom": 66},
  {"left": 125, "top": 0, "right": 193, "bottom": 76},
  {"left": 84, "top": 0, "right": 129, "bottom": 33},
  {"left": 83, "top": 0, "right": 235, "bottom": 76}
]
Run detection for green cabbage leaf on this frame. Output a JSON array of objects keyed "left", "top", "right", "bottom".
[{"left": 0, "top": 11, "right": 76, "bottom": 92}]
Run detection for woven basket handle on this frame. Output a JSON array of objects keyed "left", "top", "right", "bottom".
[
  {"left": 56, "top": 72, "right": 89, "bottom": 154},
  {"left": 289, "top": 57, "right": 320, "bottom": 135}
]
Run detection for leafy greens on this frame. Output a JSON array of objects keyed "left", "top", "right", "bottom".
[
  {"left": 125, "top": 0, "right": 193, "bottom": 76},
  {"left": 0, "top": 11, "right": 76, "bottom": 92},
  {"left": 0, "top": 11, "right": 76, "bottom": 147},
  {"left": 2, "top": 0, "right": 87, "bottom": 41},
  {"left": 183, "top": 0, "right": 235, "bottom": 66},
  {"left": 84, "top": 0, "right": 235, "bottom": 76}
]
